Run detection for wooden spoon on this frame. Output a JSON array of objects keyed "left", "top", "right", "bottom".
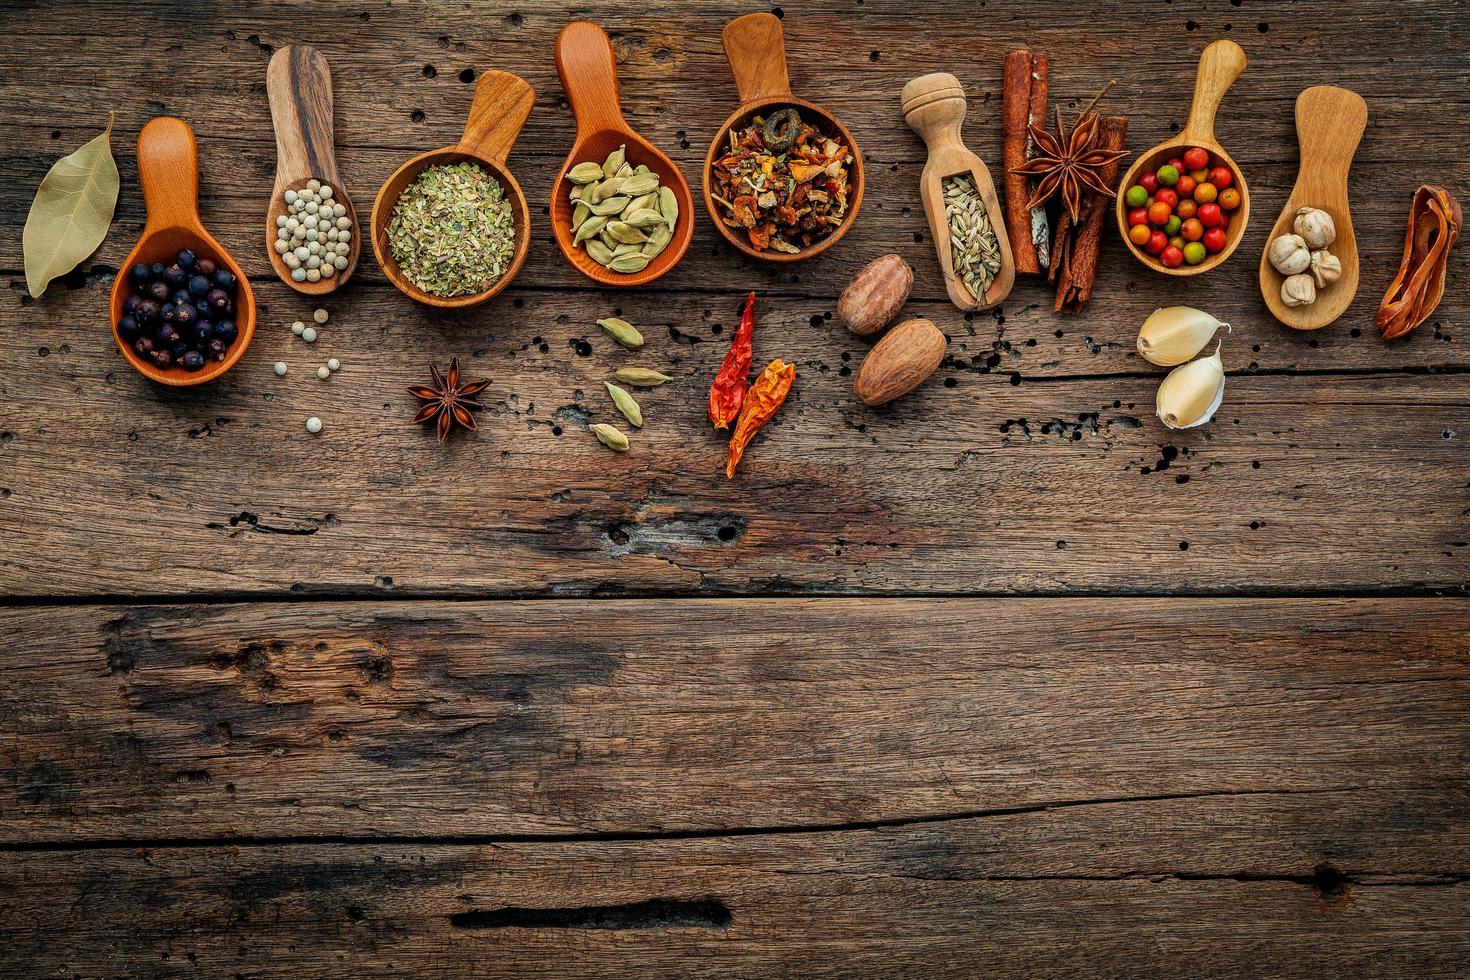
[
  {"left": 901, "top": 72, "right": 1015, "bottom": 311},
  {"left": 265, "top": 45, "right": 359, "bottom": 295},
  {"left": 1115, "top": 39, "right": 1250, "bottom": 277},
  {"left": 370, "top": 70, "right": 534, "bottom": 309},
  {"left": 704, "top": 12, "right": 864, "bottom": 262},
  {"left": 550, "top": 21, "right": 694, "bottom": 287},
  {"left": 109, "top": 117, "right": 255, "bottom": 387},
  {"left": 1258, "top": 86, "right": 1367, "bottom": 330}
]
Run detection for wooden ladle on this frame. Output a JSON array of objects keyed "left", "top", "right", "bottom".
[
  {"left": 703, "top": 12, "right": 864, "bottom": 262},
  {"left": 265, "top": 45, "right": 359, "bottom": 295},
  {"left": 901, "top": 72, "right": 1014, "bottom": 311},
  {"left": 109, "top": 117, "right": 255, "bottom": 386},
  {"left": 370, "top": 70, "right": 534, "bottom": 309},
  {"left": 1258, "top": 86, "right": 1368, "bottom": 330},
  {"left": 550, "top": 21, "right": 694, "bottom": 287},
  {"left": 1115, "top": 39, "right": 1250, "bottom": 277}
]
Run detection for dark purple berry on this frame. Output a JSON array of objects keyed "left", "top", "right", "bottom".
[
  {"left": 215, "top": 320, "right": 237, "bottom": 344},
  {"left": 123, "top": 295, "right": 140, "bottom": 314},
  {"left": 176, "top": 249, "right": 196, "bottom": 268},
  {"left": 171, "top": 289, "right": 191, "bottom": 307},
  {"left": 163, "top": 264, "right": 186, "bottom": 288},
  {"left": 117, "top": 315, "right": 139, "bottom": 339},
  {"left": 161, "top": 304, "right": 177, "bottom": 324},
  {"left": 181, "top": 350, "right": 205, "bottom": 371},
  {"left": 157, "top": 325, "right": 180, "bottom": 347},
  {"left": 207, "top": 288, "right": 230, "bottom": 311},
  {"left": 195, "top": 257, "right": 217, "bottom": 277},
  {"left": 130, "top": 263, "right": 151, "bottom": 286},
  {"left": 187, "top": 275, "right": 211, "bottom": 298},
  {"left": 148, "top": 281, "right": 171, "bottom": 302},
  {"left": 134, "top": 336, "right": 154, "bottom": 356},
  {"left": 150, "top": 262, "right": 166, "bottom": 277},
  {"left": 207, "top": 338, "right": 227, "bottom": 360},
  {"left": 195, "top": 301, "right": 211, "bottom": 318},
  {"left": 136, "top": 299, "right": 160, "bottom": 323},
  {"left": 174, "top": 305, "right": 196, "bottom": 327},
  {"left": 152, "top": 349, "right": 173, "bottom": 369},
  {"left": 193, "top": 320, "right": 215, "bottom": 343},
  {"left": 211, "top": 269, "right": 236, "bottom": 290}
]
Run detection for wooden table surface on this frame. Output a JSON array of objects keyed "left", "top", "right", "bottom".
[{"left": 2, "top": 0, "right": 1467, "bottom": 975}]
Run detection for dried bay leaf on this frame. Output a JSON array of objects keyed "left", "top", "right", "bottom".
[{"left": 24, "top": 113, "right": 119, "bottom": 298}]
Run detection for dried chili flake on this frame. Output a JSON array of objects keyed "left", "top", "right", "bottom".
[
  {"left": 708, "top": 291, "right": 756, "bottom": 429},
  {"left": 725, "top": 358, "right": 795, "bottom": 479}
]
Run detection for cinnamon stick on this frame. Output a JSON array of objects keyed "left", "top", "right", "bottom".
[
  {"left": 1055, "top": 114, "right": 1129, "bottom": 314},
  {"left": 1003, "top": 50, "right": 1049, "bottom": 274}
]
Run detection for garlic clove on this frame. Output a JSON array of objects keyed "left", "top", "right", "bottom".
[
  {"left": 1268, "top": 233, "right": 1311, "bottom": 275},
  {"left": 1310, "top": 248, "right": 1342, "bottom": 288},
  {"left": 1136, "top": 306, "right": 1229, "bottom": 367},
  {"left": 1281, "top": 272, "right": 1317, "bottom": 307},
  {"left": 1293, "top": 206, "right": 1336, "bottom": 249},
  {"left": 1156, "top": 347, "right": 1225, "bottom": 430}
]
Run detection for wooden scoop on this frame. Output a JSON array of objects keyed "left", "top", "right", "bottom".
[
  {"left": 1259, "top": 86, "right": 1368, "bottom": 330},
  {"left": 109, "top": 117, "right": 255, "bottom": 386},
  {"left": 901, "top": 72, "right": 1015, "bottom": 310},
  {"left": 550, "top": 21, "right": 694, "bottom": 287},
  {"left": 1115, "top": 39, "right": 1250, "bottom": 277},
  {"left": 370, "top": 70, "right": 534, "bottom": 309},
  {"left": 703, "top": 12, "right": 865, "bottom": 262},
  {"left": 265, "top": 45, "right": 359, "bottom": 295}
]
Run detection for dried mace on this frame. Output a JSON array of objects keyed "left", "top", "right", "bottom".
[
  {"left": 408, "top": 357, "right": 489, "bottom": 442},
  {"left": 1011, "top": 91, "right": 1128, "bottom": 225}
]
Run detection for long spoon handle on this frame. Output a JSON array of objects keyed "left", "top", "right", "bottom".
[
  {"left": 137, "top": 117, "right": 200, "bottom": 233},
  {"left": 1182, "top": 40, "right": 1246, "bottom": 147}
]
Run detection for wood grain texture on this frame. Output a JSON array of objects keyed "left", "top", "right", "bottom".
[{"left": 3, "top": 598, "right": 1467, "bottom": 842}]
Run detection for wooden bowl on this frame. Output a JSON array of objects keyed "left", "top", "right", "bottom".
[
  {"left": 370, "top": 70, "right": 534, "bottom": 309},
  {"left": 703, "top": 12, "right": 864, "bottom": 263},
  {"left": 1258, "top": 86, "right": 1367, "bottom": 330},
  {"left": 109, "top": 117, "right": 255, "bottom": 387},
  {"left": 550, "top": 21, "right": 694, "bottom": 287},
  {"left": 1115, "top": 40, "right": 1250, "bottom": 277},
  {"left": 264, "top": 45, "right": 360, "bottom": 295}
]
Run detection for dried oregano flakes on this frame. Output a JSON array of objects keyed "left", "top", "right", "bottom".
[{"left": 386, "top": 162, "right": 515, "bottom": 297}]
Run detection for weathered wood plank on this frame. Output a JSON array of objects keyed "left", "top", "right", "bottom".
[
  {"left": 3, "top": 795, "right": 1468, "bottom": 977},
  {"left": 4, "top": 598, "right": 1467, "bottom": 842}
]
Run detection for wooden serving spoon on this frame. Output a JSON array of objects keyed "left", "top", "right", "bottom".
[
  {"left": 109, "top": 117, "right": 255, "bottom": 386},
  {"left": 265, "top": 45, "right": 359, "bottom": 295},
  {"left": 1115, "top": 39, "right": 1250, "bottom": 277},
  {"left": 551, "top": 21, "right": 694, "bottom": 287},
  {"left": 901, "top": 72, "right": 1015, "bottom": 311},
  {"left": 704, "top": 12, "right": 864, "bottom": 262},
  {"left": 1258, "top": 86, "right": 1368, "bottom": 330},
  {"left": 370, "top": 70, "right": 534, "bottom": 309}
]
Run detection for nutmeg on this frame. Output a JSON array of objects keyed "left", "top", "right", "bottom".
[
  {"left": 854, "top": 318, "right": 947, "bottom": 406},
  {"left": 838, "top": 254, "right": 913, "bottom": 336}
]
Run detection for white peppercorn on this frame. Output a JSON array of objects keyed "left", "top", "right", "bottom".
[
  {"left": 303, "top": 326, "right": 317, "bottom": 343},
  {"left": 327, "top": 358, "right": 341, "bottom": 371},
  {"left": 317, "top": 365, "right": 330, "bottom": 380},
  {"left": 313, "top": 309, "right": 329, "bottom": 324},
  {"left": 274, "top": 362, "right": 288, "bottom": 376},
  {"left": 306, "top": 416, "right": 322, "bottom": 434}
]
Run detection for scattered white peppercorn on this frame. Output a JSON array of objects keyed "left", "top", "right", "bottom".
[
  {"left": 317, "top": 365, "right": 330, "bottom": 380},
  {"left": 302, "top": 326, "right": 317, "bottom": 342},
  {"left": 313, "top": 309, "right": 329, "bottom": 324},
  {"left": 327, "top": 358, "right": 341, "bottom": 371},
  {"left": 274, "top": 362, "right": 288, "bottom": 376},
  {"left": 306, "top": 416, "right": 322, "bottom": 434}
]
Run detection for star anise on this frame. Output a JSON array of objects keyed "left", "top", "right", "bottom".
[
  {"left": 1011, "top": 103, "right": 1129, "bottom": 225},
  {"left": 408, "top": 357, "right": 489, "bottom": 442}
]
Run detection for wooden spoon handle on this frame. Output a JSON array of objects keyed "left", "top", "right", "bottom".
[
  {"left": 1182, "top": 39, "right": 1246, "bottom": 146},
  {"left": 266, "top": 45, "right": 339, "bottom": 187},
  {"left": 722, "top": 12, "right": 793, "bottom": 106},
  {"left": 137, "top": 116, "right": 200, "bottom": 232},
  {"left": 456, "top": 70, "right": 535, "bottom": 164},
  {"left": 555, "top": 21, "right": 627, "bottom": 140},
  {"left": 1293, "top": 85, "right": 1367, "bottom": 183}
]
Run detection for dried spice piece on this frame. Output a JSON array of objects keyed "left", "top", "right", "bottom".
[
  {"left": 408, "top": 357, "right": 489, "bottom": 442},
  {"left": 1003, "top": 51, "right": 1049, "bottom": 273},
  {"left": 943, "top": 174, "right": 1002, "bottom": 301},
  {"left": 590, "top": 423, "right": 629, "bottom": 452},
  {"left": 726, "top": 359, "right": 795, "bottom": 479},
  {"left": 604, "top": 382, "right": 644, "bottom": 428},
  {"left": 1011, "top": 85, "right": 1127, "bottom": 226},
  {"left": 1378, "top": 185, "right": 1460, "bottom": 340},
  {"left": 24, "top": 113, "right": 119, "bottom": 298},
  {"left": 1051, "top": 114, "right": 1128, "bottom": 314},
  {"left": 387, "top": 162, "right": 514, "bottom": 298},
  {"left": 614, "top": 367, "right": 671, "bottom": 387},
  {"left": 709, "top": 291, "right": 757, "bottom": 429},
  {"left": 710, "top": 110, "right": 853, "bottom": 253}
]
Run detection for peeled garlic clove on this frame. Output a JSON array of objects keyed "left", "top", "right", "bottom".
[
  {"left": 1281, "top": 272, "right": 1317, "bottom": 308},
  {"left": 1267, "top": 233, "right": 1311, "bottom": 275},
  {"left": 1137, "top": 306, "right": 1228, "bottom": 367},
  {"left": 1293, "top": 206, "right": 1336, "bottom": 249},
  {"left": 1310, "top": 249, "right": 1342, "bottom": 288},
  {"left": 1156, "top": 347, "right": 1225, "bottom": 430}
]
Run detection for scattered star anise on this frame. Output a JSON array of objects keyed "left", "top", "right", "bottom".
[
  {"left": 1011, "top": 95, "right": 1129, "bottom": 225},
  {"left": 408, "top": 357, "right": 489, "bottom": 442}
]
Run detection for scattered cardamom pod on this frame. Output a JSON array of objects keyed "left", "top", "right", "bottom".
[
  {"left": 597, "top": 317, "right": 645, "bottom": 349},
  {"left": 590, "top": 423, "right": 629, "bottom": 451},
  {"left": 614, "top": 367, "right": 672, "bottom": 386},
  {"left": 604, "top": 382, "right": 644, "bottom": 428},
  {"left": 568, "top": 161, "right": 605, "bottom": 184}
]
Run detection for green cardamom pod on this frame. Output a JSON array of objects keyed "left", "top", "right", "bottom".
[
  {"left": 619, "top": 173, "right": 660, "bottom": 197},
  {"left": 605, "top": 221, "right": 649, "bottom": 245},
  {"left": 591, "top": 176, "right": 625, "bottom": 203},
  {"left": 590, "top": 423, "right": 629, "bottom": 451},
  {"left": 589, "top": 196, "right": 631, "bottom": 217},
  {"left": 604, "top": 382, "right": 644, "bottom": 428},
  {"left": 611, "top": 242, "right": 644, "bottom": 257},
  {"left": 640, "top": 223, "right": 672, "bottom": 257},
  {"left": 568, "top": 161, "right": 605, "bottom": 184},
  {"left": 657, "top": 186, "right": 679, "bottom": 225},
  {"left": 585, "top": 239, "right": 615, "bottom": 266},
  {"left": 622, "top": 208, "right": 666, "bottom": 230},
  {"left": 601, "top": 145, "right": 626, "bottom": 179},
  {"left": 608, "top": 253, "right": 651, "bottom": 274},
  {"left": 573, "top": 215, "right": 608, "bottom": 244},
  {"left": 571, "top": 200, "right": 590, "bottom": 231},
  {"left": 625, "top": 192, "right": 659, "bottom": 215},
  {"left": 615, "top": 162, "right": 634, "bottom": 180},
  {"left": 633, "top": 164, "right": 651, "bottom": 175},
  {"left": 597, "top": 317, "right": 645, "bottom": 348},
  {"left": 614, "top": 367, "right": 672, "bottom": 387}
]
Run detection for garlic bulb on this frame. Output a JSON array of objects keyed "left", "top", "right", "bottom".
[
  {"left": 1267, "top": 234, "right": 1311, "bottom": 275},
  {"left": 1281, "top": 273, "right": 1317, "bottom": 307},
  {"left": 1156, "top": 347, "right": 1225, "bottom": 430},
  {"left": 1310, "top": 249, "right": 1342, "bottom": 288},
  {"left": 1136, "top": 306, "right": 1229, "bottom": 367},
  {"left": 1293, "top": 206, "right": 1336, "bottom": 249}
]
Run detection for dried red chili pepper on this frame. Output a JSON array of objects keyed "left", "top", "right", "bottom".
[
  {"left": 708, "top": 291, "right": 757, "bottom": 429},
  {"left": 726, "top": 358, "right": 796, "bottom": 479}
]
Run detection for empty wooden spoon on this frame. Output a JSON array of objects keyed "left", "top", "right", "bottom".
[
  {"left": 109, "top": 117, "right": 255, "bottom": 386},
  {"left": 265, "top": 45, "right": 359, "bottom": 295},
  {"left": 1258, "top": 86, "right": 1367, "bottom": 330},
  {"left": 901, "top": 72, "right": 1014, "bottom": 311},
  {"left": 551, "top": 20, "right": 694, "bottom": 287},
  {"left": 704, "top": 12, "right": 864, "bottom": 262},
  {"left": 370, "top": 70, "right": 534, "bottom": 309},
  {"left": 1115, "top": 39, "right": 1250, "bottom": 277}
]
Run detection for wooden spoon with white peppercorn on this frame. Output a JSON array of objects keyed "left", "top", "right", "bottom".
[{"left": 265, "top": 45, "right": 360, "bottom": 295}]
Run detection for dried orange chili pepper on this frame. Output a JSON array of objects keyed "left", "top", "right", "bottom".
[
  {"left": 726, "top": 358, "right": 795, "bottom": 479},
  {"left": 708, "top": 291, "right": 756, "bottom": 429}
]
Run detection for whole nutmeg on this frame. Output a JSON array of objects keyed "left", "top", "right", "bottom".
[
  {"left": 1293, "top": 206, "right": 1336, "bottom": 249},
  {"left": 838, "top": 254, "right": 913, "bottom": 337},
  {"left": 1310, "top": 249, "right": 1342, "bottom": 288},
  {"left": 854, "top": 318, "right": 947, "bottom": 406},
  {"left": 1281, "top": 273, "right": 1317, "bottom": 308},
  {"left": 1267, "top": 234, "right": 1311, "bottom": 275}
]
